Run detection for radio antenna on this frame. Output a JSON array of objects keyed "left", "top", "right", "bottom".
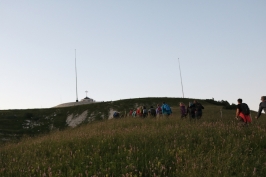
[
  {"left": 178, "top": 58, "right": 184, "bottom": 98},
  {"left": 75, "top": 49, "right": 78, "bottom": 102}
]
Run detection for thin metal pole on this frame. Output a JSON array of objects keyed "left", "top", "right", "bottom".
[
  {"left": 75, "top": 49, "right": 78, "bottom": 102},
  {"left": 178, "top": 58, "right": 184, "bottom": 98}
]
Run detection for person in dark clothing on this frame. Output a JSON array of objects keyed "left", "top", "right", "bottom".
[
  {"left": 255, "top": 96, "right": 266, "bottom": 119},
  {"left": 143, "top": 106, "right": 148, "bottom": 118},
  {"left": 235, "top": 98, "right": 251, "bottom": 123},
  {"left": 194, "top": 100, "right": 204, "bottom": 119},
  {"left": 148, "top": 106, "right": 156, "bottom": 117},
  {"left": 187, "top": 102, "right": 196, "bottom": 119},
  {"left": 113, "top": 111, "right": 120, "bottom": 118}
]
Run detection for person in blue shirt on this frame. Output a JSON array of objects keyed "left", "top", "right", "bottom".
[{"left": 161, "top": 102, "right": 172, "bottom": 117}]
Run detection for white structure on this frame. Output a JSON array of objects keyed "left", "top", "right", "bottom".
[
  {"left": 80, "top": 96, "right": 95, "bottom": 103},
  {"left": 53, "top": 91, "right": 96, "bottom": 108},
  {"left": 80, "top": 91, "right": 95, "bottom": 103}
]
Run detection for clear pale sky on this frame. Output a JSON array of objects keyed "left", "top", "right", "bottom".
[{"left": 0, "top": 1, "right": 265, "bottom": 111}]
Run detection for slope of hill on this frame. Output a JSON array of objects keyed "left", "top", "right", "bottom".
[
  {"left": 0, "top": 97, "right": 202, "bottom": 143},
  {"left": 0, "top": 100, "right": 265, "bottom": 176}
]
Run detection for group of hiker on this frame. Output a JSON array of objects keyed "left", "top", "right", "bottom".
[
  {"left": 113, "top": 102, "right": 172, "bottom": 118},
  {"left": 236, "top": 96, "right": 266, "bottom": 124},
  {"left": 115, "top": 100, "right": 205, "bottom": 119},
  {"left": 113, "top": 96, "right": 266, "bottom": 123},
  {"left": 180, "top": 100, "right": 205, "bottom": 119},
  {"left": 127, "top": 102, "right": 173, "bottom": 118}
]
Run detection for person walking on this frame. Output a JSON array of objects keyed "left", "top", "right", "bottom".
[
  {"left": 194, "top": 100, "right": 204, "bottom": 119},
  {"left": 128, "top": 109, "right": 133, "bottom": 117},
  {"left": 148, "top": 106, "right": 156, "bottom": 117},
  {"left": 180, "top": 102, "right": 187, "bottom": 119},
  {"left": 255, "top": 96, "right": 266, "bottom": 119},
  {"left": 143, "top": 106, "right": 148, "bottom": 118},
  {"left": 161, "top": 102, "right": 172, "bottom": 117},
  {"left": 235, "top": 98, "right": 251, "bottom": 123},
  {"left": 136, "top": 107, "right": 142, "bottom": 117},
  {"left": 132, "top": 109, "right": 137, "bottom": 117},
  {"left": 113, "top": 111, "right": 120, "bottom": 118},
  {"left": 156, "top": 104, "right": 162, "bottom": 118},
  {"left": 187, "top": 102, "right": 195, "bottom": 119}
]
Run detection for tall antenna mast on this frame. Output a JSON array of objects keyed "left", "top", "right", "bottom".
[
  {"left": 75, "top": 49, "right": 78, "bottom": 102},
  {"left": 178, "top": 58, "right": 184, "bottom": 98}
]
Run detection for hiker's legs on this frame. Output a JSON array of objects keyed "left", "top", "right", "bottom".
[
  {"left": 181, "top": 114, "right": 186, "bottom": 119},
  {"left": 188, "top": 113, "right": 192, "bottom": 120},
  {"left": 195, "top": 111, "right": 202, "bottom": 119},
  {"left": 163, "top": 113, "right": 169, "bottom": 118}
]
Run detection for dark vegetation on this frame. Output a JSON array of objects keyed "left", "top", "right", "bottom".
[{"left": 205, "top": 99, "right": 237, "bottom": 109}]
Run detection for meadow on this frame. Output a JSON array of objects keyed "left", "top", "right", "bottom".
[{"left": 0, "top": 103, "right": 266, "bottom": 177}]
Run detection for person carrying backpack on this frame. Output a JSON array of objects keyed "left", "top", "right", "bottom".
[
  {"left": 132, "top": 109, "right": 137, "bottom": 117},
  {"left": 148, "top": 106, "right": 156, "bottom": 117},
  {"left": 180, "top": 102, "right": 187, "bottom": 118},
  {"left": 161, "top": 102, "right": 172, "bottom": 117},
  {"left": 113, "top": 111, "right": 120, "bottom": 118},
  {"left": 194, "top": 100, "right": 204, "bottom": 119},
  {"left": 156, "top": 104, "right": 162, "bottom": 118},
  {"left": 235, "top": 98, "right": 251, "bottom": 123},
  {"left": 255, "top": 96, "right": 266, "bottom": 119},
  {"left": 136, "top": 106, "right": 143, "bottom": 117},
  {"left": 187, "top": 102, "right": 196, "bottom": 119},
  {"left": 143, "top": 106, "right": 148, "bottom": 118},
  {"left": 129, "top": 109, "right": 133, "bottom": 117}
]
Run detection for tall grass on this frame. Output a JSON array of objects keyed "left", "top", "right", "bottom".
[{"left": 0, "top": 106, "right": 266, "bottom": 176}]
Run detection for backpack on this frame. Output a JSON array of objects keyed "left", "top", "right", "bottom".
[
  {"left": 113, "top": 112, "right": 119, "bottom": 118},
  {"left": 241, "top": 103, "right": 250, "bottom": 115},
  {"left": 196, "top": 103, "right": 204, "bottom": 111},
  {"left": 143, "top": 109, "right": 148, "bottom": 114},
  {"left": 163, "top": 104, "right": 171, "bottom": 111},
  {"left": 150, "top": 108, "right": 156, "bottom": 115},
  {"left": 157, "top": 107, "right": 162, "bottom": 114}
]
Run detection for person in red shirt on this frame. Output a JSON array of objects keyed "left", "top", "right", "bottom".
[
  {"left": 136, "top": 107, "right": 143, "bottom": 117},
  {"left": 129, "top": 110, "right": 133, "bottom": 117}
]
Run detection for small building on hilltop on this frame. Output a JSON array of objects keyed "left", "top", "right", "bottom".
[
  {"left": 80, "top": 96, "right": 95, "bottom": 103},
  {"left": 53, "top": 92, "right": 96, "bottom": 108}
]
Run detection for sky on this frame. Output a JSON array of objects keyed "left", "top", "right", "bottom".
[{"left": 0, "top": 1, "right": 265, "bottom": 112}]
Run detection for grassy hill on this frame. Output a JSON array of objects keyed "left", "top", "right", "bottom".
[
  {"left": 0, "top": 97, "right": 207, "bottom": 143},
  {"left": 0, "top": 97, "right": 266, "bottom": 176}
]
